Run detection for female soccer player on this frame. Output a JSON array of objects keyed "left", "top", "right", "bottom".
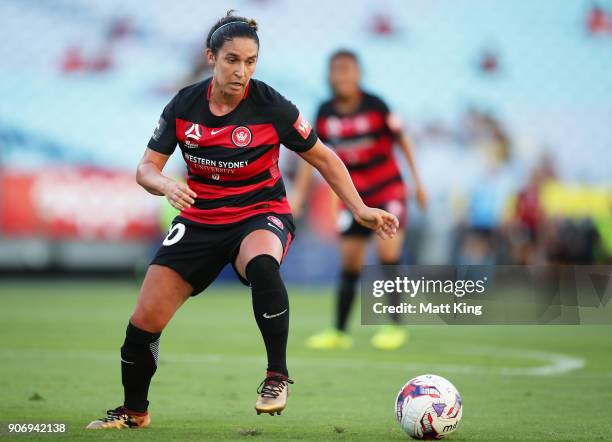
[
  {"left": 86, "top": 13, "right": 398, "bottom": 429},
  {"left": 292, "top": 50, "right": 426, "bottom": 351}
]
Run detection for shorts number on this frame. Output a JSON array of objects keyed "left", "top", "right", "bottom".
[{"left": 163, "top": 223, "right": 186, "bottom": 246}]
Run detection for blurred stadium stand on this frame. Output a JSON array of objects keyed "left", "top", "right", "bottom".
[{"left": 1, "top": 0, "right": 611, "bottom": 281}]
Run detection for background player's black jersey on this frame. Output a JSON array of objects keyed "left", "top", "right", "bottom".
[
  {"left": 148, "top": 78, "right": 317, "bottom": 225},
  {"left": 316, "top": 92, "right": 405, "bottom": 206}
]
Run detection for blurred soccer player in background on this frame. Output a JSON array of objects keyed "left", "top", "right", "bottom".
[
  {"left": 86, "top": 13, "right": 399, "bottom": 430},
  {"left": 292, "top": 50, "right": 427, "bottom": 351}
]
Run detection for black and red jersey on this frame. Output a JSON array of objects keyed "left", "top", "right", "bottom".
[
  {"left": 148, "top": 78, "right": 317, "bottom": 226},
  {"left": 316, "top": 92, "right": 405, "bottom": 206}
]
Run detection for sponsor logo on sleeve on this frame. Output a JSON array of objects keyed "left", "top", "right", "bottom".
[
  {"left": 293, "top": 113, "right": 312, "bottom": 140},
  {"left": 152, "top": 117, "right": 167, "bottom": 141}
]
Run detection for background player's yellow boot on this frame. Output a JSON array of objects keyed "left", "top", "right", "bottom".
[
  {"left": 305, "top": 328, "right": 353, "bottom": 350},
  {"left": 85, "top": 406, "right": 150, "bottom": 429},
  {"left": 371, "top": 325, "right": 408, "bottom": 350},
  {"left": 255, "top": 373, "right": 293, "bottom": 416}
]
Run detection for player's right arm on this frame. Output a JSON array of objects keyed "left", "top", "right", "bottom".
[
  {"left": 136, "top": 149, "right": 196, "bottom": 210},
  {"left": 138, "top": 93, "right": 196, "bottom": 211}
]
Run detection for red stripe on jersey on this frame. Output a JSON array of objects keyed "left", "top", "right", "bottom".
[
  {"left": 188, "top": 175, "right": 281, "bottom": 199},
  {"left": 315, "top": 118, "right": 326, "bottom": 137},
  {"left": 363, "top": 181, "right": 406, "bottom": 207},
  {"left": 348, "top": 155, "right": 406, "bottom": 207},
  {"left": 335, "top": 135, "right": 394, "bottom": 166},
  {"left": 179, "top": 198, "right": 291, "bottom": 225},
  {"left": 246, "top": 145, "right": 280, "bottom": 178},
  {"left": 349, "top": 156, "right": 402, "bottom": 190},
  {"left": 184, "top": 145, "right": 279, "bottom": 182},
  {"left": 337, "top": 181, "right": 406, "bottom": 216},
  {"left": 176, "top": 119, "right": 279, "bottom": 148},
  {"left": 316, "top": 110, "right": 386, "bottom": 140}
]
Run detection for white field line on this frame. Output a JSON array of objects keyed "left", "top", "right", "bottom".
[
  {"left": 456, "top": 346, "right": 586, "bottom": 376},
  {"left": 0, "top": 346, "right": 586, "bottom": 377}
]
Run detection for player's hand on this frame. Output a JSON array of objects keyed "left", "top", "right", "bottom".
[
  {"left": 354, "top": 206, "right": 399, "bottom": 240},
  {"left": 162, "top": 179, "right": 197, "bottom": 211},
  {"left": 415, "top": 183, "right": 428, "bottom": 211}
]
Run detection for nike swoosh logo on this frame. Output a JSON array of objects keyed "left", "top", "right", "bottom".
[
  {"left": 210, "top": 127, "right": 228, "bottom": 136},
  {"left": 263, "top": 309, "right": 287, "bottom": 319},
  {"left": 267, "top": 222, "right": 282, "bottom": 232},
  {"left": 121, "top": 358, "right": 135, "bottom": 364}
]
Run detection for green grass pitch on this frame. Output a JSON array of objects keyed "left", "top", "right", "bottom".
[{"left": 1, "top": 280, "right": 611, "bottom": 441}]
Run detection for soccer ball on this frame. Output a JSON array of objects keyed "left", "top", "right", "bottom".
[{"left": 395, "top": 374, "right": 463, "bottom": 439}]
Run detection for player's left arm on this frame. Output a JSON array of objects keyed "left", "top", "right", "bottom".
[
  {"left": 275, "top": 90, "right": 395, "bottom": 238},
  {"left": 299, "top": 139, "right": 399, "bottom": 239}
]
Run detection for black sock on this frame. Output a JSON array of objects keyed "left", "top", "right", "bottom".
[
  {"left": 246, "top": 255, "right": 289, "bottom": 376},
  {"left": 382, "top": 260, "right": 402, "bottom": 324},
  {"left": 121, "top": 322, "right": 161, "bottom": 412},
  {"left": 335, "top": 271, "right": 360, "bottom": 332}
]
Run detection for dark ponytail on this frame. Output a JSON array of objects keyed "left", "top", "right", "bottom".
[{"left": 206, "top": 10, "right": 259, "bottom": 54}]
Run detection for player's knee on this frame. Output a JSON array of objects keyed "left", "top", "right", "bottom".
[
  {"left": 379, "top": 246, "right": 402, "bottom": 264},
  {"left": 130, "top": 310, "right": 168, "bottom": 334},
  {"left": 245, "top": 254, "right": 281, "bottom": 287}
]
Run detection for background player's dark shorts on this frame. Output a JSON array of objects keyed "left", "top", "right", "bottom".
[
  {"left": 338, "top": 199, "right": 407, "bottom": 238},
  {"left": 151, "top": 213, "right": 295, "bottom": 296}
]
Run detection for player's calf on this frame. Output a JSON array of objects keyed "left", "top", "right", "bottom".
[
  {"left": 246, "top": 254, "right": 290, "bottom": 376},
  {"left": 121, "top": 322, "right": 161, "bottom": 413}
]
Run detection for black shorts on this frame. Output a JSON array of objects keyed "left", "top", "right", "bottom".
[
  {"left": 150, "top": 213, "right": 295, "bottom": 295},
  {"left": 337, "top": 199, "right": 407, "bottom": 238}
]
